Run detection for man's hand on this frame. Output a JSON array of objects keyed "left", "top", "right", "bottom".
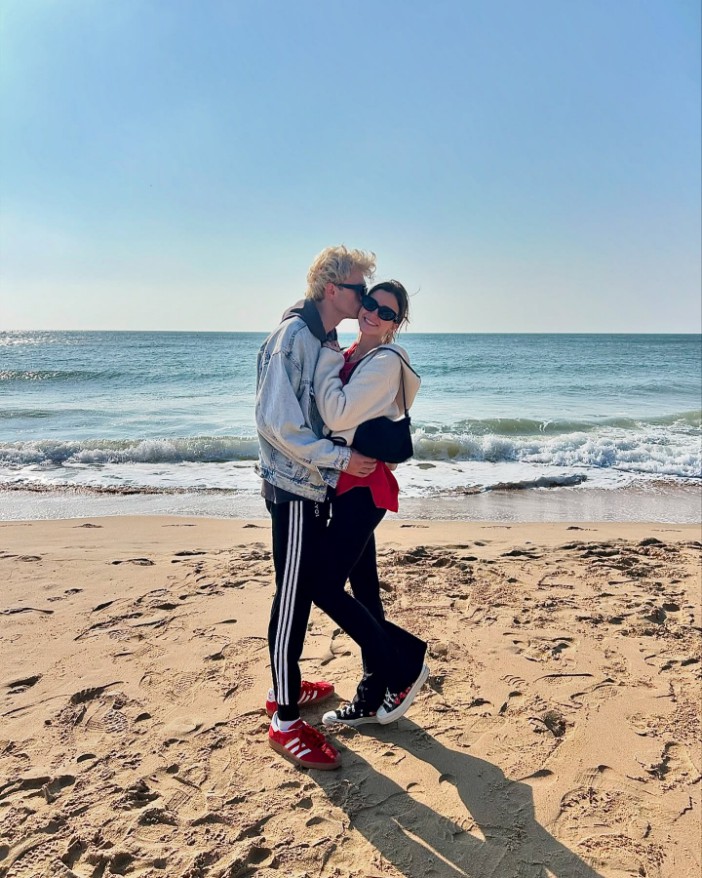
[{"left": 345, "top": 450, "right": 377, "bottom": 477}]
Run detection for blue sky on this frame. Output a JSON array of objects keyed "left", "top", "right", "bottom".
[{"left": 1, "top": 0, "right": 700, "bottom": 333}]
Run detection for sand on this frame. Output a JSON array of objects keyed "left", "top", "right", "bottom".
[{"left": 0, "top": 516, "right": 700, "bottom": 878}]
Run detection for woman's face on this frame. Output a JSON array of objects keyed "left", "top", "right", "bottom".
[{"left": 358, "top": 290, "right": 400, "bottom": 341}]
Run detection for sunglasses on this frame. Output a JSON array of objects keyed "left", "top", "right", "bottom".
[
  {"left": 361, "top": 293, "right": 400, "bottom": 323},
  {"left": 335, "top": 282, "right": 368, "bottom": 297},
  {"left": 334, "top": 284, "right": 368, "bottom": 296}
]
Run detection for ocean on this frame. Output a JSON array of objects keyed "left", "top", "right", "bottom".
[{"left": 1, "top": 330, "right": 700, "bottom": 522}]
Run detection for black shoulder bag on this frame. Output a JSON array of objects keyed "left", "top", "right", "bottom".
[{"left": 351, "top": 349, "right": 415, "bottom": 464}]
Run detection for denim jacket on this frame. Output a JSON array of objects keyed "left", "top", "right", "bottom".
[{"left": 255, "top": 300, "right": 352, "bottom": 501}]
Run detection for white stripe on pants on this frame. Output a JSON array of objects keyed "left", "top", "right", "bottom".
[{"left": 273, "top": 500, "right": 303, "bottom": 706}]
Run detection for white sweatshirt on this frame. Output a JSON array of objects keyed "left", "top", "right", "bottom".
[{"left": 313, "top": 343, "right": 421, "bottom": 447}]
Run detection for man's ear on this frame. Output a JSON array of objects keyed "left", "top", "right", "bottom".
[{"left": 323, "top": 281, "right": 337, "bottom": 301}]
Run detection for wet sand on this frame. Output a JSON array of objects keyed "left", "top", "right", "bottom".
[{"left": 3, "top": 480, "right": 701, "bottom": 525}]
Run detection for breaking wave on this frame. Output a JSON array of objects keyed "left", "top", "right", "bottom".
[{"left": 1, "top": 415, "right": 699, "bottom": 480}]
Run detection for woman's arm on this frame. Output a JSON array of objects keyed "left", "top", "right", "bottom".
[
  {"left": 256, "top": 345, "right": 352, "bottom": 471},
  {"left": 314, "top": 347, "right": 402, "bottom": 432}
]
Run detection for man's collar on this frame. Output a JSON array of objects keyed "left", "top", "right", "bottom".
[{"left": 282, "top": 298, "right": 337, "bottom": 343}]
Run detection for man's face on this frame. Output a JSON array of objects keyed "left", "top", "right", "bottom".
[{"left": 334, "top": 267, "right": 366, "bottom": 320}]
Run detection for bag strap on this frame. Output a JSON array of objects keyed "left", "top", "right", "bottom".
[{"left": 398, "top": 361, "right": 408, "bottom": 416}]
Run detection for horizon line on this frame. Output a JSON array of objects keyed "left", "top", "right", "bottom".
[{"left": 3, "top": 328, "right": 701, "bottom": 337}]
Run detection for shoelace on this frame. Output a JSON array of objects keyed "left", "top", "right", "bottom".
[
  {"left": 338, "top": 703, "right": 365, "bottom": 719},
  {"left": 384, "top": 685, "right": 410, "bottom": 709}
]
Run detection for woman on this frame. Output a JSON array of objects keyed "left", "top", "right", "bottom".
[{"left": 312, "top": 281, "right": 427, "bottom": 727}]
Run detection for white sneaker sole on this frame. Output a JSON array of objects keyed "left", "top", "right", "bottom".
[{"left": 376, "top": 664, "right": 430, "bottom": 725}]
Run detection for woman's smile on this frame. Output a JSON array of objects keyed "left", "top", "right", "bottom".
[{"left": 358, "top": 288, "right": 401, "bottom": 342}]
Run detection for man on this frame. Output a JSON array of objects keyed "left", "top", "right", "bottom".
[{"left": 255, "top": 245, "right": 377, "bottom": 770}]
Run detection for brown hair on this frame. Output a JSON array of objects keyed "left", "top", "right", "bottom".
[{"left": 367, "top": 280, "right": 411, "bottom": 338}]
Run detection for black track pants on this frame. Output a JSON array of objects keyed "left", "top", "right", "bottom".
[
  {"left": 313, "top": 488, "right": 426, "bottom": 694},
  {"left": 267, "top": 498, "right": 329, "bottom": 721}
]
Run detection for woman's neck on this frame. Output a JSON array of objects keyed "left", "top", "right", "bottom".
[{"left": 350, "top": 333, "right": 385, "bottom": 361}]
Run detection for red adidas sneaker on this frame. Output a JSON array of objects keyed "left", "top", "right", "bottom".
[
  {"left": 268, "top": 718, "right": 341, "bottom": 770},
  {"left": 265, "top": 680, "right": 334, "bottom": 717}
]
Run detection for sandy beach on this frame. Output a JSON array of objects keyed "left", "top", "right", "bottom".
[{"left": 0, "top": 516, "right": 700, "bottom": 878}]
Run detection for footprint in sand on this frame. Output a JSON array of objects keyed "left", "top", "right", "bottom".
[
  {"left": 0, "top": 773, "right": 75, "bottom": 804},
  {"left": 660, "top": 655, "right": 700, "bottom": 672},
  {"left": 115, "top": 779, "right": 160, "bottom": 811},
  {"left": 75, "top": 610, "right": 149, "bottom": 640},
  {"left": 321, "top": 628, "right": 352, "bottom": 666},
  {"left": 640, "top": 741, "right": 701, "bottom": 786},
  {"left": 85, "top": 705, "right": 129, "bottom": 735},
  {"left": 134, "top": 589, "right": 181, "bottom": 611},
  {"left": 110, "top": 558, "right": 155, "bottom": 566},
  {"left": 498, "top": 688, "right": 526, "bottom": 715},
  {"left": 141, "top": 765, "right": 207, "bottom": 818},
  {"left": 553, "top": 763, "right": 665, "bottom": 873},
  {"left": 452, "top": 713, "right": 507, "bottom": 748},
  {"left": 0, "top": 823, "right": 69, "bottom": 876},
  {"left": 137, "top": 807, "right": 178, "bottom": 827},
  {"left": 47, "top": 587, "right": 84, "bottom": 603},
  {"left": 501, "top": 548, "right": 542, "bottom": 559},
  {"left": 1, "top": 606, "right": 53, "bottom": 616},
  {"left": 41, "top": 775, "right": 76, "bottom": 803},
  {"left": 157, "top": 670, "right": 210, "bottom": 704},
  {"left": 163, "top": 717, "right": 203, "bottom": 742},
  {"left": 58, "top": 835, "right": 89, "bottom": 874},
  {"left": 501, "top": 674, "right": 527, "bottom": 689},
  {"left": 506, "top": 635, "right": 577, "bottom": 664},
  {"left": 519, "top": 768, "right": 557, "bottom": 785},
  {"left": 69, "top": 682, "right": 122, "bottom": 705},
  {"left": 6, "top": 675, "right": 42, "bottom": 695}
]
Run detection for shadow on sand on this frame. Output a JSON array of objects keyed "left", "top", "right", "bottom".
[{"left": 312, "top": 717, "right": 604, "bottom": 878}]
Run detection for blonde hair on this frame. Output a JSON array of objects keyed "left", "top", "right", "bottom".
[{"left": 305, "top": 245, "right": 376, "bottom": 301}]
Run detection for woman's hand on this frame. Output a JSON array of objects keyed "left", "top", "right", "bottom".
[
  {"left": 323, "top": 340, "right": 342, "bottom": 352},
  {"left": 345, "top": 450, "right": 377, "bottom": 477}
]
